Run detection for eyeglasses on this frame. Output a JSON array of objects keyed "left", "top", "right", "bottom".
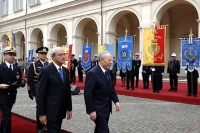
[{"left": 56, "top": 53, "right": 66, "bottom": 57}]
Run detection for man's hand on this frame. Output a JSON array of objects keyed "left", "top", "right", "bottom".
[
  {"left": 66, "top": 111, "right": 72, "bottom": 120},
  {"left": 90, "top": 111, "right": 96, "bottom": 121},
  {"left": 0, "top": 84, "right": 9, "bottom": 89},
  {"left": 39, "top": 115, "right": 47, "bottom": 125},
  {"left": 28, "top": 90, "right": 34, "bottom": 100},
  {"left": 115, "top": 102, "right": 121, "bottom": 111}
]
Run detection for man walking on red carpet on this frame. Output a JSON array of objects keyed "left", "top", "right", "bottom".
[
  {"left": 36, "top": 47, "right": 72, "bottom": 133},
  {"left": 84, "top": 51, "right": 120, "bottom": 133}
]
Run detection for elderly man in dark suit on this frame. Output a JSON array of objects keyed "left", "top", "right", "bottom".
[
  {"left": 0, "top": 46, "right": 25, "bottom": 133},
  {"left": 84, "top": 51, "right": 121, "bottom": 133},
  {"left": 36, "top": 47, "right": 72, "bottom": 133}
]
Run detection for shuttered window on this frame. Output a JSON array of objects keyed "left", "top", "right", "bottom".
[
  {"left": 0, "top": 0, "right": 8, "bottom": 15},
  {"left": 13, "top": 0, "right": 23, "bottom": 11},
  {"left": 28, "top": 0, "right": 40, "bottom": 5}
]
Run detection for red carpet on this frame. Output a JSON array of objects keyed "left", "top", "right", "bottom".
[
  {"left": 74, "top": 77, "right": 200, "bottom": 105},
  {"left": 0, "top": 112, "right": 71, "bottom": 133}
]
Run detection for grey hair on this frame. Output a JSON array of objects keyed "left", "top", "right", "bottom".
[
  {"left": 50, "top": 47, "right": 63, "bottom": 57},
  {"left": 98, "top": 51, "right": 112, "bottom": 60}
]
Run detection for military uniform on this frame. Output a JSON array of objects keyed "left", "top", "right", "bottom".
[
  {"left": 70, "top": 54, "right": 78, "bottom": 84},
  {"left": 142, "top": 66, "right": 150, "bottom": 89},
  {"left": 77, "top": 55, "right": 83, "bottom": 82},
  {"left": 27, "top": 46, "right": 48, "bottom": 132},
  {"left": 167, "top": 53, "right": 180, "bottom": 92},
  {"left": 186, "top": 66, "right": 199, "bottom": 97},
  {"left": 91, "top": 54, "right": 98, "bottom": 67},
  {"left": 132, "top": 55, "right": 141, "bottom": 88},
  {"left": 0, "top": 47, "right": 25, "bottom": 133}
]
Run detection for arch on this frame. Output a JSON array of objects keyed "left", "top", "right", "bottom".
[
  {"left": 153, "top": 0, "right": 200, "bottom": 23},
  {"left": 29, "top": 27, "right": 43, "bottom": 42},
  {"left": 0, "top": 34, "right": 9, "bottom": 47},
  {"left": 15, "top": 31, "right": 25, "bottom": 45},
  {"left": 74, "top": 16, "right": 99, "bottom": 36},
  {"left": 49, "top": 22, "right": 67, "bottom": 40},
  {"left": 107, "top": 8, "right": 141, "bottom": 32}
]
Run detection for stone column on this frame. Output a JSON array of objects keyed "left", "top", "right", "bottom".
[
  {"left": 43, "top": 23, "right": 48, "bottom": 47},
  {"left": 73, "top": 35, "right": 84, "bottom": 56}
]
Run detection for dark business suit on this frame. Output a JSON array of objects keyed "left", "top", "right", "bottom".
[
  {"left": 0, "top": 62, "right": 22, "bottom": 133},
  {"left": 142, "top": 66, "right": 150, "bottom": 89},
  {"left": 77, "top": 59, "right": 83, "bottom": 82},
  {"left": 36, "top": 63, "right": 72, "bottom": 133},
  {"left": 151, "top": 66, "right": 163, "bottom": 93},
  {"left": 84, "top": 65, "right": 119, "bottom": 133},
  {"left": 27, "top": 60, "right": 48, "bottom": 130},
  {"left": 70, "top": 58, "right": 78, "bottom": 84}
]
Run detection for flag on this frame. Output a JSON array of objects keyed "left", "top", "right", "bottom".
[
  {"left": 28, "top": 49, "right": 34, "bottom": 66},
  {"left": 98, "top": 45, "right": 106, "bottom": 54},
  {"left": 143, "top": 25, "right": 166, "bottom": 65},
  {"left": 9, "top": 33, "right": 16, "bottom": 48},
  {"left": 117, "top": 36, "right": 133, "bottom": 72},
  {"left": 82, "top": 44, "right": 92, "bottom": 70},
  {"left": 67, "top": 44, "right": 72, "bottom": 70},
  {"left": 106, "top": 44, "right": 114, "bottom": 56}
]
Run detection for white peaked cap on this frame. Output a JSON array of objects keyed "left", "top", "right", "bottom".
[
  {"left": 78, "top": 55, "right": 82, "bottom": 57},
  {"left": 171, "top": 53, "right": 176, "bottom": 57}
]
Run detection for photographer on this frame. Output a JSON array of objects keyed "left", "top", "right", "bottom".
[{"left": 0, "top": 46, "right": 25, "bottom": 133}]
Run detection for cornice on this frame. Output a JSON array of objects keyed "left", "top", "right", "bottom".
[{"left": 0, "top": 0, "right": 94, "bottom": 26}]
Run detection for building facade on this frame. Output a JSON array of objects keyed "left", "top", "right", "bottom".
[{"left": 0, "top": 0, "right": 200, "bottom": 77}]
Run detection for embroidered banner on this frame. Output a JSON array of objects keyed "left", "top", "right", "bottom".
[
  {"left": 181, "top": 38, "right": 200, "bottom": 72},
  {"left": 82, "top": 44, "right": 92, "bottom": 70},
  {"left": 117, "top": 36, "right": 133, "bottom": 73},
  {"left": 28, "top": 49, "right": 34, "bottom": 66},
  {"left": 67, "top": 44, "right": 72, "bottom": 70}
]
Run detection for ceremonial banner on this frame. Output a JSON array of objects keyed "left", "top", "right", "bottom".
[
  {"left": 61, "top": 45, "right": 68, "bottom": 68},
  {"left": 9, "top": 33, "right": 16, "bottom": 48},
  {"left": 117, "top": 36, "right": 133, "bottom": 73},
  {"left": 106, "top": 44, "right": 114, "bottom": 56},
  {"left": 67, "top": 44, "right": 72, "bottom": 70},
  {"left": 28, "top": 49, "right": 34, "bottom": 66},
  {"left": 98, "top": 45, "right": 105, "bottom": 54},
  {"left": 181, "top": 38, "right": 200, "bottom": 72},
  {"left": 143, "top": 26, "right": 166, "bottom": 65},
  {"left": 82, "top": 44, "right": 92, "bottom": 71}
]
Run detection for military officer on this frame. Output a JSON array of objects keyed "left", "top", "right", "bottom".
[
  {"left": 77, "top": 55, "right": 83, "bottom": 82},
  {"left": 91, "top": 54, "right": 99, "bottom": 67},
  {"left": 167, "top": 53, "right": 180, "bottom": 92},
  {"left": 132, "top": 53, "right": 141, "bottom": 88},
  {"left": 0, "top": 46, "right": 25, "bottom": 133},
  {"left": 185, "top": 66, "right": 199, "bottom": 97},
  {"left": 27, "top": 46, "right": 48, "bottom": 133},
  {"left": 150, "top": 66, "right": 163, "bottom": 93}
]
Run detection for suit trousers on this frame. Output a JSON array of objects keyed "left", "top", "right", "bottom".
[
  {"left": 70, "top": 70, "right": 76, "bottom": 83},
  {"left": 0, "top": 103, "right": 13, "bottom": 133},
  {"left": 187, "top": 77, "right": 198, "bottom": 95},
  {"left": 94, "top": 116, "right": 109, "bottom": 133},
  {"left": 78, "top": 70, "right": 83, "bottom": 81},
  {"left": 133, "top": 73, "right": 139, "bottom": 86},
  {"left": 169, "top": 75, "right": 178, "bottom": 90},
  {"left": 142, "top": 75, "right": 149, "bottom": 88},
  {"left": 35, "top": 97, "right": 43, "bottom": 130},
  {"left": 47, "top": 119, "right": 63, "bottom": 133}
]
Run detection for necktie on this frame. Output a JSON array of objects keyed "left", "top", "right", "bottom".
[
  {"left": 43, "top": 63, "right": 46, "bottom": 66},
  {"left": 9, "top": 64, "right": 12, "bottom": 71},
  {"left": 58, "top": 67, "right": 64, "bottom": 82},
  {"left": 105, "top": 71, "right": 110, "bottom": 81}
]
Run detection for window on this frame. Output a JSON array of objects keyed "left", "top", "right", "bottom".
[
  {"left": 13, "top": 0, "right": 23, "bottom": 11},
  {"left": 0, "top": 0, "right": 8, "bottom": 15},
  {"left": 28, "top": 0, "right": 40, "bottom": 5}
]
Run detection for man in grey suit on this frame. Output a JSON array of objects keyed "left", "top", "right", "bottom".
[{"left": 36, "top": 47, "right": 72, "bottom": 133}]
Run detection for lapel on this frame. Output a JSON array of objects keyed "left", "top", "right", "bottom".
[
  {"left": 97, "top": 65, "right": 109, "bottom": 84},
  {"left": 62, "top": 67, "right": 67, "bottom": 84},
  {"left": 50, "top": 63, "right": 64, "bottom": 83},
  {"left": 2, "top": 63, "right": 12, "bottom": 75}
]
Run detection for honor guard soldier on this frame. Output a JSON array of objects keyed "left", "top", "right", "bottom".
[
  {"left": 150, "top": 66, "right": 163, "bottom": 93},
  {"left": 0, "top": 47, "right": 25, "bottom": 133},
  {"left": 132, "top": 53, "right": 141, "bottom": 88},
  {"left": 77, "top": 55, "right": 83, "bottom": 82},
  {"left": 142, "top": 65, "right": 150, "bottom": 89},
  {"left": 27, "top": 46, "right": 48, "bottom": 133},
  {"left": 185, "top": 66, "right": 199, "bottom": 97},
  {"left": 70, "top": 54, "right": 78, "bottom": 84},
  {"left": 167, "top": 53, "right": 180, "bottom": 92}
]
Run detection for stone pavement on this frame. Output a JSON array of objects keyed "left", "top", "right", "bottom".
[{"left": 12, "top": 87, "right": 200, "bottom": 133}]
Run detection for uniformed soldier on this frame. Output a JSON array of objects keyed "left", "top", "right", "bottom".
[
  {"left": 185, "top": 66, "right": 199, "bottom": 97},
  {"left": 142, "top": 65, "right": 150, "bottom": 89},
  {"left": 150, "top": 66, "right": 163, "bottom": 93},
  {"left": 27, "top": 46, "right": 48, "bottom": 133},
  {"left": 132, "top": 53, "right": 141, "bottom": 88},
  {"left": 0, "top": 46, "right": 25, "bottom": 133},
  {"left": 77, "top": 55, "right": 83, "bottom": 82},
  {"left": 167, "top": 53, "right": 180, "bottom": 92},
  {"left": 70, "top": 54, "right": 78, "bottom": 84},
  {"left": 91, "top": 54, "right": 99, "bottom": 67}
]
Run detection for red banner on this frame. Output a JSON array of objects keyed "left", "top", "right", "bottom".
[
  {"left": 67, "top": 44, "right": 72, "bottom": 70},
  {"left": 154, "top": 26, "right": 166, "bottom": 64}
]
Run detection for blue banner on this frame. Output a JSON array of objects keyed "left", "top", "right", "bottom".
[
  {"left": 13, "top": 33, "right": 16, "bottom": 48},
  {"left": 117, "top": 36, "right": 133, "bottom": 73},
  {"left": 181, "top": 38, "right": 200, "bottom": 72},
  {"left": 106, "top": 44, "right": 114, "bottom": 56},
  {"left": 82, "top": 44, "right": 92, "bottom": 71},
  {"left": 28, "top": 49, "right": 34, "bottom": 66}
]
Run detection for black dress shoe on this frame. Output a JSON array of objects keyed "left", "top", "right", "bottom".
[
  {"left": 186, "top": 94, "right": 191, "bottom": 96},
  {"left": 193, "top": 95, "right": 197, "bottom": 97},
  {"left": 168, "top": 89, "right": 173, "bottom": 91},
  {"left": 173, "top": 90, "right": 177, "bottom": 92}
]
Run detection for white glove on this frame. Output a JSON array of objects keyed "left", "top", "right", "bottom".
[
  {"left": 152, "top": 68, "right": 155, "bottom": 71},
  {"left": 161, "top": 73, "right": 163, "bottom": 75},
  {"left": 185, "top": 70, "right": 187, "bottom": 74},
  {"left": 177, "top": 73, "right": 179, "bottom": 76}
]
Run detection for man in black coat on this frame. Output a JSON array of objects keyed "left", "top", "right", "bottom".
[
  {"left": 36, "top": 47, "right": 72, "bottom": 133},
  {"left": 27, "top": 46, "right": 49, "bottom": 133},
  {"left": 77, "top": 55, "right": 83, "bottom": 82},
  {"left": 167, "top": 53, "right": 180, "bottom": 92},
  {"left": 70, "top": 54, "right": 78, "bottom": 84},
  {"left": 110, "top": 57, "right": 117, "bottom": 86},
  {"left": 91, "top": 54, "right": 99, "bottom": 67},
  {"left": 132, "top": 53, "right": 141, "bottom": 88},
  {"left": 84, "top": 51, "right": 120, "bottom": 133},
  {"left": 0, "top": 47, "right": 25, "bottom": 133},
  {"left": 185, "top": 66, "right": 199, "bottom": 97}
]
